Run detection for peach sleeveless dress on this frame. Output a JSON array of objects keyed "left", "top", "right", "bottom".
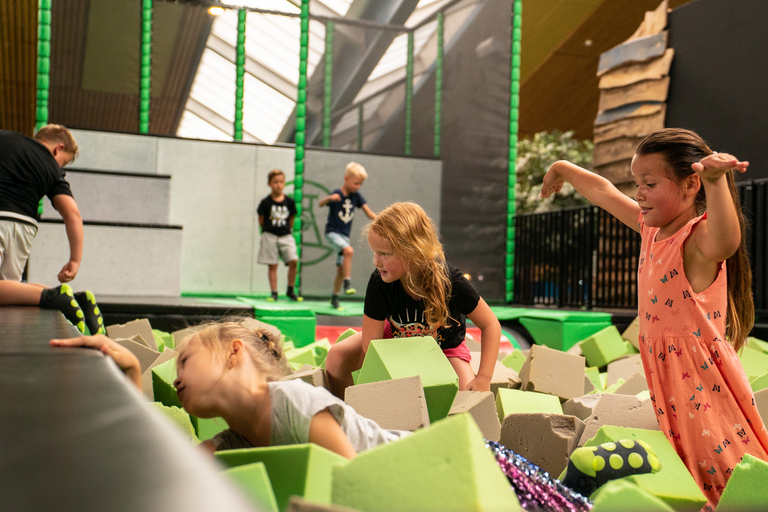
[{"left": 637, "top": 213, "right": 768, "bottom": 509}]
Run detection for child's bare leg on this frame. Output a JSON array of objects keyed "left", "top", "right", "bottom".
[
  {"left": 268, "top": 264, "right": 278, "bottom": 291},
  {"left": 448, "top": 357, "right": 476, "bottom": 391},
  {"left": 333, "top": 265, "right": 344, "bottom": 294},
  {"left": 325, "top": 331, "right": 365, "bottom": 398},
  {"left": 341, "top": 246, "right": 354, "bottom": 279},
  {"left": 0, "top": 281, "right": 45, "bottom": 305},
  {"left": 287, "top": 260, "right": 297, "bottom": 286}
]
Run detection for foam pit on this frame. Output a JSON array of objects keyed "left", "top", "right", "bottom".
[
  {"left": 224, "top": 462, "right": 280, "bottom": 512},
  {"left": 577, "top": 394, "right": 659, "bottom": 445},
  {"left": 106, "top": 318, "right": 157, "bottom": 351},
  {"left": 495, "top": 388, "right": 563, "bottom": 422},
  {"left": 578, "top": 326, "right": 637, "bottom": 368},
  {"left": 470, "top": 352, "right": 521, "bottom": 393},
  {"left": 518, "top": 344, "right": 586, "bottom": 400},
  {"left": 344, "top": 376, "right": 429, "bottom": 431},
  {"left": 590, "top": 479, "right": 674, "bottom": 511},
  {"left": 499, "top": 413, "right": 585, "bottom": 476},
  {"left": 717, "top": 453, "right": 768, "bottom": 511},
  {"left": 449, "top": 391, "right": 501, "bottom": 441}
]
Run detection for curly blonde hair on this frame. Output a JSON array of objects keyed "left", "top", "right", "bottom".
[{"left": 366, "top": 202, "right": 452, "bottom": 328}]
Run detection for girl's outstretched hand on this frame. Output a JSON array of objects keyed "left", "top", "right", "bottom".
[
  {"left": 50, "top": 335, "right": 143, "bottom": 391},
  {"left": 466, "top": 374, "right": 492, "bottom": 392},
  {"left": 692, "top": 152, "right": 748, "bottom": 182},
  {"left": 540, "top": 162, "right": 567, "bottom": 198}
]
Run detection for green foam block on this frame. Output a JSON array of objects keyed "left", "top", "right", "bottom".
[
  {"left": 584, "top": 426, "right": 706, "bottom": 511},
  {"left": 332, "top": 413, "right": 520, "bottom": 512},
  {"left": 739, "top": 345, "right": 768, "bottom": 381},
  {"left": 223, "top": 462, "right": 279, "bottom": 512},
  {"left": 579, "top": 326, "right": 637, "bottom": 368},
  {"left": 357, "top": 336, "right": 458, "bottom": 423},
  {"left": 585, "top": 366, "right": 604, "bottom": 391},
  {"left": 749, "top": 371, "right": 768, "bottom": 392},
  {"left": 152, "top": 328, "right": 174, "bottom": 352},
  {"left": 216, "top": 444, "right": 348, "bottom": 512},
  {"left": 495, "top": 388, "right": 563, "bottom": 421},
  {"left": 590, "top": 479, "right": 675, "bottom": 511},
  {"left": 500, "top": 350, "right": 527, "bottom": 373},
  {"left": 717, "top": 453, "right": 768, "bottom": 511},
  {"left": 151, "top": 402, "right": 198, "bottom": 444},
  {"left": 151, "top": 357, "right": 228, "bottom": 441}
]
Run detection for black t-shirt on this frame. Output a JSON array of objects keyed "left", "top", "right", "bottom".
[
  {"left": 0, "top": 130, "right": 73, "bottom": 221},
  {"left": 363, "top": 263, "right": 481, "bottom": 349},
  {"left": 324, "top": 188, "right": 366, "bottom": 237},
  {"left": 257, "top": 195, "right": 297, "bottom": 237}
]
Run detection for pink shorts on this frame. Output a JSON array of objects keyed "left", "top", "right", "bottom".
[{"left": 383, "top": 320, "right": 471, "bottom": 363}]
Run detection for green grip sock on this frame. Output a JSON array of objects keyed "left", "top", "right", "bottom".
[
  {"left": 39, "top": 284, "right": 86, "bottom": 334},
  {"left": 74, "top": 291, "right": 105, "bottom": 335},
  {"left": 562, "top": 439, "right": 662, "bottom": 497}
]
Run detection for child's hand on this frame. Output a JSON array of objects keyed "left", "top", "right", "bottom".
[
  {"left": 50, "top": 335, "right": 143, "bottom": 390},
  {"left": 692, "top": 152, "right": 748, "bottom": 183},
  {"left": 329, "top": 193, "right": 341, "bottom": 202},
  {"left": 466, "top": 374, "right": 492, "bottom": 392},
  {"left": 540, "top": 163, "right": 568, "bottom": 198}
]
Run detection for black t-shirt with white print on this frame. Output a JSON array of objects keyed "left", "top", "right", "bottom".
[
  {"left": 363, "top": 263, "right": 480, "bottom": 349},
  {"left": 257, "top": 195, "right": 297, "bottom": 237}
]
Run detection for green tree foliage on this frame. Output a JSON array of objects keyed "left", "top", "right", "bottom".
[{"left": 515, "top": 130, "right": 594, "bottom": 213}]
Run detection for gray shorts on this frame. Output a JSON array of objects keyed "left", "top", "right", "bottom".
[
  {"left": 0, "top": 218, "right": 37, "bottom": 281},
  {"left": 325, "top": 231, "right": 350, "bottom": 266},
  {"left": 258, "top": 232, "right": 298, "bottom": 265}
]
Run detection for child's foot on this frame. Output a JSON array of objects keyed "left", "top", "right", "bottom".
[
  {"left": 74, "top": 291, "right": 105, "bottom": 335},
  {"left": 38, "top": 284, "right": 86, "bottom": 334},
  {"left": 343, "top": 278, "right": 356, "bottom": 295},
  {"left": 267, "top": 291, "right": 278, "bottom": 302},
  {"left": 330, "top": 295, "right": 341, "bottom": 309},
  {"left": 286, "top": 288, "right": 303, "bottom": 302},
  {"left": 562, "top": 439, "right": 661, "bottom": 497}
]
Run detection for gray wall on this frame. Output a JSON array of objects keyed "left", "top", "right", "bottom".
[{"left": 66, "top": 130, "right": 441, "bottom": 297}]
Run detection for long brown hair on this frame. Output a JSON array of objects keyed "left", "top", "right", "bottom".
[
  {"left": 636, "top": 128, "right": 754, "bottom": 350},
  {"left": 366, "top": 202, "right": 452, "bottom": 328}
]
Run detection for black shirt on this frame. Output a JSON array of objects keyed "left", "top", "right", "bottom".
[
  {"left": 0, "top": 130, "right": 73, "bottom": 221},
  {"left": 363, "top": 263, "right": 481, "bottom": 349},
  {"left": 257, "top": 195, "right": 297, "bottom": 237}
]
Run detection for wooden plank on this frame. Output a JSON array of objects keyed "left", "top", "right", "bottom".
[
  {"left": 598, "top": 76, "right": 670, "bottom": 113},
  {"left": 595, "top": 102, "right": 664, "bottom": 126},
  {"left": 595, "top": 158, "right": 634, "bottom": 184},
  {"left": 599, "top": 49, "right": 674, "bottom": 89},
  {"left": 593, "top": 136, "right": 645, "bottom": 168},
  {"left": 627, "top": 0, "right": 668, "bottom": 41},
  {"left": 593, "top": 107, "right": 666, "bottom": 144},
  {"left": 597, "top": 31, "right": 668, "bottom": 76}
]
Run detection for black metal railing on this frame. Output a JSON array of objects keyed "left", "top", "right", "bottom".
[{"left": 513, "top": 179, "right": 768, "bottom": 318}]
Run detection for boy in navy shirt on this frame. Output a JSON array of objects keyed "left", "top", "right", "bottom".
[
  {"left": 319, "top": 162, "right": 376, "bottom": 309},
  {"left": 257, "top": 169, "right": 300, "bottom": 301}
]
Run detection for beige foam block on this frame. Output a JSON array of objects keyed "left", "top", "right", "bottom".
[
  {"left": 584, "top": 374, "right": 596, "bottom": 393},
  {"left": 345, "top": 376, "right": 429, "bottom": 431},
  {"left": 106, "top": 318, "right": 157, "bottom": 351},
  {"left": 499, "top": 413, "right": 585, "bottom": 476},
  {"left": 469, "top": 351, "right": 521, "bottom": 393},
  {"left": 141, "top": 348, "right": 176, "bottom": 400},
  {"left": 578, "top": 394, "right": 659, "bottom": 445},
  {"left": 622, "top": 316, "right": 641, "bottom": 350},
  {"left": 464, "top": 337, "right": 482, "bottom": 352},
  {"left": 449, "top": 391, "right": 501, "bottom": 441},
  {"left": 286, "top": 496, "right": 359, "bottom": 512},
  {"left": 614, "top": 371, "right": 648, "bottom": 395},
  {"left": 606, "top": 354, "right": 643, "bottom": 386},
  {"left": 566, "top": 342, "right": 583, "bottom": 357},
  {"left": 754, "top": 387, "right": 768, "bottom": 425},
  {"left": 114, "top": 337, "right": 160, "bottom": 374},
  {"left": 518, "top": 344, "right": 586, "bottom": 400},
  {"left": 283, "top": 367, "right": 327, "bottom": 389},
  {"left": 562, "top": 394, "right": 601, "bottom": 421}
]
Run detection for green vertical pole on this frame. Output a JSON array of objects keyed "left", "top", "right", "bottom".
[
  {"left": 433, "top": 12, "right": 444, "bottom": 158},
  {"left": 322, "top": 20, "right": 333, "bottom": 147},
  {"left": 35, "top": 0, "right": 52, "bottom": 133},
  {"left": 294, "top": 0, "right": 309, "bottom": 292},
  {"left": 234, "top": 9, "right": 246, "bottom": 141},
  {"left": 404, "top": 30, "right": 414, "bottom": 155},
  {"left": 506, "top": 0, "right": 522, "bottom": 303},
  {"left": 357, "top": 103, "right": 363, "bottom": 151},
  {"left": 139, "top": 0, "right": 152, "bottom": 133},
  {"left": 36, "top": 0, "right": 52, "bottom": 216}
]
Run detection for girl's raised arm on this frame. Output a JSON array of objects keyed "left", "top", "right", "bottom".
[
  {"left": 465, "top": 298, "right": 500, "bottom": 392},
  {"left": 542, "top": 160, "right": 641, "bottom": 233}
]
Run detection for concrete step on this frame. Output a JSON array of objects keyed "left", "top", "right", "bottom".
[{"left": 42, "top": 169, "right": 171, "bottom": 225}]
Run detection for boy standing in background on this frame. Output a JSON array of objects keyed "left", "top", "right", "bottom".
[
  {"left": 319, "top": 162, "right": 376, "bottom": 309},
  {"left": 257, "top": 169, "right": 301, "bottom": 301}
]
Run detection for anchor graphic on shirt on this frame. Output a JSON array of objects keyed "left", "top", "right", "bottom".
[{"left": 338, "top": 199, "right": 354, "bottom": 224}]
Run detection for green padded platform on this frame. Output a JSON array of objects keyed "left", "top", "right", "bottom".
[
  {"left": 223, "top": 462, "right": 280, "bottom": 512},
  {"left": 332, "top": 413, "right": 520, "bottom": 511},
  {"left": 357, "top": 336, "right": 459, "bottom": 423},
  {"left": 584, "top": 426, "right": 707, "bottom": 511},
  {"left": 518, "top": 310, "right": 612, "bottom": 351},
  {"left": 215, "top": 444, "right": 348, "bottom": 512},
  {"left": 717, "top": 453, "right": 768, "bottom": 511}
]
